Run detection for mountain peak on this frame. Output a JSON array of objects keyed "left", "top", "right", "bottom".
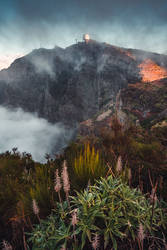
[{"left": 0, "top": 41, "right": 167, "bottom": 128}]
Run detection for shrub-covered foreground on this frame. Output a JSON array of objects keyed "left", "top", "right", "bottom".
[
  {"left": 29, "top": 175, "right": 167, "bottom": 250},
  {"left": 0, "top": 117, "right": 166, "bottom": 249}
]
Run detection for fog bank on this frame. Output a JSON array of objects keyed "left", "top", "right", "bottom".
[{"left": 0, "top": 106, "right": 73, "bottom": 162}]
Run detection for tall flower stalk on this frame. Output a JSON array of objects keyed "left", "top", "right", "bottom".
[
  {"left": 62, "top": 160, "right": 70, "bottom": 207},
  {"left": 54, "top": 169, "right": 62, "bottom": 204},
  {"left": 2, "top": 240, "right": 12, "bottom": 250},
  {"left": 128, "top": 168, "right": 132, "bottom": 186},
  {"left": 138, "top": 223, "right": 145, "bottom": 250},
  {"left": 116, "top": 156, "right": 122, "bottom": 174},
  {"left": 92, "top": 234, "right": 99, "bottom": 250},
  {"left": 32, "top": 199, "right": 40, "bottom": 222},
  {"left": 71, "top": 208, "right": 78, "bottom": 243}
]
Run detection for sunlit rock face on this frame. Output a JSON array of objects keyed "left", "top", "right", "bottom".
[
  {"left": 0, "top": 41, "right": 167, "bottom": 130},
  {"left": 138, "top": 59, "right": 167, "bottom": 82}
]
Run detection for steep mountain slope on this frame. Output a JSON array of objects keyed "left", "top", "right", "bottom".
[
  {"left": 79, "top": 78, "right": 167, "bottom": 136},
  {"left": 0, "top": 40, "right": 167, "bottom": 129},
  {"left": 120, "top": 79, "right": 167, "bottom": 123}
]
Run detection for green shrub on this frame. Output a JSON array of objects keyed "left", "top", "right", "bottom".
[
  {"left": 0, "top": 150, "right": 59, "bottom": 247},
  {"left": 29, "top": 175, "right": 167, "bottom": 250}
]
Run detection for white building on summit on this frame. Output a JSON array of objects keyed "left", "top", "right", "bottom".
[{"left": 83, "top": 34, "right": 90, "bottom": 43}]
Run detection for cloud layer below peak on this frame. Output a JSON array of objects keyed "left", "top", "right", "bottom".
[{"left": 0, "top": 106, "right": 72, "bottom": 162}]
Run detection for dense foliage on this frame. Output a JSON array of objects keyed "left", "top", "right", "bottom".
[
  {"left": 0, "top": 117, "right": 166, "bottom": 249},
  {"left": 29, "top": 175, "right": 167, "bottom": 250}
]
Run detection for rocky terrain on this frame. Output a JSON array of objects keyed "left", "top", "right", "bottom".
[{"left": 0, "top": 40, "right": 167, "bottom": 133}]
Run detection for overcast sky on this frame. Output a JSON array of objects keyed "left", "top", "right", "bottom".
[{"left": 0, "top": 0, "right": 167, "bottom": 57}]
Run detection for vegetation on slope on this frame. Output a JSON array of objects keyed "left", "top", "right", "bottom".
[
  {"left": 29, "top": 174, "right": 167, "bottom": 250},
  {"left": 0, "top": 116, "right": 166, "bottom": 249}
]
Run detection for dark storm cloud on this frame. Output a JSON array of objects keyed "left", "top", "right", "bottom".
[
  {"left": 7, "top": 0, "right": 167, "bottom": 24},
  {"left": 0, "top": 0, "right": 167, "bottom": 54}
]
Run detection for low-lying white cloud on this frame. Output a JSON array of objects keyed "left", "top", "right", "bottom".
[
  {"left": 0, "top": 106, "right": 73, "bottom": 162},
  {"left": 28, "top": 55, "right": 55, "bottom": 78}
]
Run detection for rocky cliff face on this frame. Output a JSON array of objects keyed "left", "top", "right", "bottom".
[
  {"left": 0, "top": 40, "right": 167, "bottom": 130},
  {"left": 120, "top": 78, "right": 167, "bottom": 127}
]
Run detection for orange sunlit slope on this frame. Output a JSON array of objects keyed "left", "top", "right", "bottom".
[{"left": 138, "top": 59, "right": 167, "bottom": 82}]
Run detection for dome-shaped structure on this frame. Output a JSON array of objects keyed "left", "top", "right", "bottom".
[{"left": 83, "top": 34, "right": 90, "bottom": 43}]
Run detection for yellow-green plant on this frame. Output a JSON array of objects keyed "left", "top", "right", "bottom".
[{"left": 74, "top": 143, "right": 106, "bottom": 185}]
